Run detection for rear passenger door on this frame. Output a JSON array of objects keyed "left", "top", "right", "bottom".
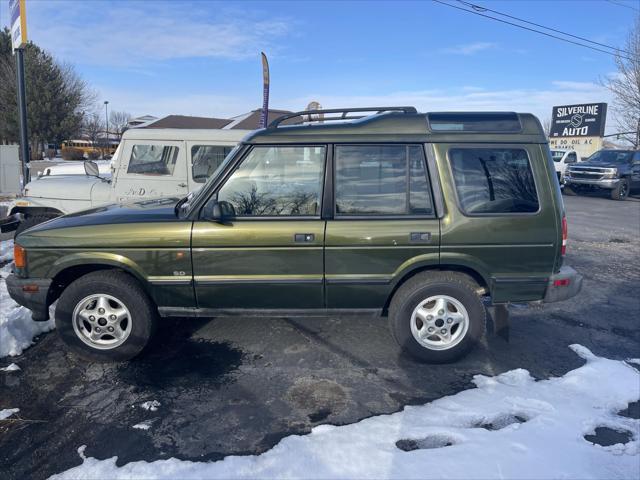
[{"left": 324, "top": 144, "right": 440, "bottom": 309}]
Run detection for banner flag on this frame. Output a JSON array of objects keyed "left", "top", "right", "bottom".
[{"left": 259, "top": 52, "right": 270, "bottom": 129}]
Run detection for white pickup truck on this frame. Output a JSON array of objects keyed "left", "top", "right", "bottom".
[
  {"left": 550, "top": 149, "right": 581, "bottom": 185},
  {"left": 2, "top": 128, "right": 249, "bottom": 233}
]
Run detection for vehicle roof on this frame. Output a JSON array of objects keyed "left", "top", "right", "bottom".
[
  {"left": 121, "top": 128, "right": 251, "bottom": 142},
  {"left": 244, "top": 111, "right": 547, "bottom": 144}
]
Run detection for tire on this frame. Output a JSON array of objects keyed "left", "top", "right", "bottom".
[
  {"left": 55, "top": 270, "right": 157, "bottom": 362},
  {"left": 610, "top": 178, "right": 630, "bottom": 201},
  {"left": 563, "top": 185, "right": 578, "bottom": 196},
  {"left": 389, "top": 271, "right": 486, "bottom": 363},
  {"left": 15, "top": 214, "right": 58, "bottom": 236}
]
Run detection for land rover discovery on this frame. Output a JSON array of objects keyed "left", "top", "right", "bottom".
[{"left": 7, "top": 107, "right": 582, "bottom": 363}]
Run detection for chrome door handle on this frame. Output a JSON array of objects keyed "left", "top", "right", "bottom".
[{"left": 294, "top": 233, "right": 315, "bottom": 243}]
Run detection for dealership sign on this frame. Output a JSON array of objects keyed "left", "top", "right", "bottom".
[
  {"left": 8, "top": 0, "right": 28, "bottom": 51},
  {"left": 549, "top": 103, "right": 607, "bottom": 138}
]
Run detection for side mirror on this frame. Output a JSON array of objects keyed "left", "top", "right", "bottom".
[
  {"left": 84, "top": 160, "right": 100, "bottom": 177},
  {"left": 204, "top": 200, "right": 235, "bottom": 223}
]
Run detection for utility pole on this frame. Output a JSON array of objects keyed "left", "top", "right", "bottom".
[
  {"left": 9, "top": 0, "right": 30, "bottom": 187},
  {"left": 104, "top": 100, "right": 109, "bottom": 157},
  {"left": 15, "top": 47, "right": 29, "bottom": 185}
]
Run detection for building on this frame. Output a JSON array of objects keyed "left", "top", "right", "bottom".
[
  {"left": 127, "top": 115, "right": 159, "bottom": 128},
  {"left": 141, "top": 109, "right": 300, "bottom": 130}
]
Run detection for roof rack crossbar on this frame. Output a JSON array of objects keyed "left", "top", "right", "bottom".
[{"left": 268, "top": 106, "right": 417, "bottom": 129}]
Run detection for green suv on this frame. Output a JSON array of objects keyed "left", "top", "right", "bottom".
[{"left": 6, "top": 107, "right": 582, "bottom": 363}]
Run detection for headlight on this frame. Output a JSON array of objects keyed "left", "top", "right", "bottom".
[{"left": 603, "top": 168, "right": 618, "bottom": 179}]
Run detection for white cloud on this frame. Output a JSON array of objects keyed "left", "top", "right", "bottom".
[
  {"left": 441, "top": 42, "right": 497, "bottom": 55},
  {"left": 97, "top": 80, "right": 616, "bottom": 135},
  {"left": 23, "top": 1, "right": 293, "bottom": 66}
]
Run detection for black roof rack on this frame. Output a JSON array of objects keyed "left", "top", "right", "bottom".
[{"left": 268, "top": 106, "right": 418, "bottom": 129}]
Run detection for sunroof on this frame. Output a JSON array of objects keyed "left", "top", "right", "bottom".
[{"left": 427, "top": 112, "right": 522, "bottom": 133}]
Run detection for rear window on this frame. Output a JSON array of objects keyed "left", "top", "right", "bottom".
[{"left": 449, "top": 148, "right": 539, "bottom": 215}]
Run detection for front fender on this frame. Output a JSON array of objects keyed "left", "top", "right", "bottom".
[{"left": 48, "top": 252, "right": 148, "bottom": 285}]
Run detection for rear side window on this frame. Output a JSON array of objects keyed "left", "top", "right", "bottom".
[
  {"left": 127, "top": 145, "right": 179, "bottom": 175},
  {"left": 335, "top": 145, "right": 433, "bottom": 216},
  {"left": 449, "top": 148, "right": 539, "bottom": 215}
]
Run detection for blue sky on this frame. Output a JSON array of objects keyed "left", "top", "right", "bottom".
[{"left": 1, "top": 0, "right": 637, "bottom": 128}]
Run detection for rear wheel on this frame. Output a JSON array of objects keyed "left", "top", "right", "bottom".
[
  {"left": 15, "top": 214, "right": 58, "bottom": 236},
  {"left": 611, "top": 178, "right": 630, "bottom": 201},
  {"left": 389, "top": 272, "right": 486, "bottom": 363},
  {"left": 55, "top": 270, "right": 157, "bottom": 362}
]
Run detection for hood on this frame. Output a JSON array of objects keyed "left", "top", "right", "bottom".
[
  {"left": 28, "top": 197, "right": 182, "bottom": 232},
  {"left": 24, "top": 174, "right": 106, "bottom": 201},
  {"left": 571, "top": 161, "right": 623, "bottom": 169},
  {"left": 17, "top": 197, "right": 188, "bottom": 249}
]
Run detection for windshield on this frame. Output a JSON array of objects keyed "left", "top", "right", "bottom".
[
  {"left": 178, "top": 145, "right": 241, "bottom": 217},
  {"left": 551, "top": 150, "right": 565, "bottom": 162},
  {"left": 585, "top": 150, "right": 633, "bottom": 165}
]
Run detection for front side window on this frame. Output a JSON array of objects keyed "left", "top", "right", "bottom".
[
  {"left": 335, "top": 145, "right": 433, "bottom": 216},
  {"left": 449, "top": 148, "right": 539, "bottom": 215},
  {"left": 191, "top": 145, "right": 235, "bottom": 183},
  {"left": 127, "top": 145, "right": 179, "bottom": 175},
  {"left": 217, "top": 146, "right": 325, "bottom": 216}
]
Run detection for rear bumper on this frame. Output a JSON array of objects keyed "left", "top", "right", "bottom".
[
  {"left": 6, "top": 274, "right": 52, "bottom": 321},
  {"left": 543, "top": 266, "right": 583, "bottom": 303},
  {"left": 565, "top": 176, "right": 619, "bottom": 189}
]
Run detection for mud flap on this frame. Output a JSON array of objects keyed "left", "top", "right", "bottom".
[{"left": 488, "top": 305, "right": 510, "bottom": 341}]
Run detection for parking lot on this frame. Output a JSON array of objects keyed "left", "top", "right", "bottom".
[{"left": 1, "top": 193, "right": 639, "bottom": 479}]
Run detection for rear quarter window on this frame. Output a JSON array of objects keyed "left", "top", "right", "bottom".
[{"left": 449, "top": 148, "right": 539, "bottom": 215}]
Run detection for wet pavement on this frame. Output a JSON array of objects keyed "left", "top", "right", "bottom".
[{"left": 1, "top": 194, "right": 639, "bottom": 479}]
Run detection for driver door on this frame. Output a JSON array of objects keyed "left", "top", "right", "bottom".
[
  {"left": 191, "top": 145, "right": 327, "bottom": 310},
  {"left": 115, "top": 140, "right": 188, "bottom": 203}
]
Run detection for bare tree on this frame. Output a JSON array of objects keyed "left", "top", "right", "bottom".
[
  {"left": 82, "top": 112, "right": 103, "bottom": 149},
  {"left": 109, "top": 110, "right": 131, "bottom": 140},
  {"left": 601, "top": 17, "right": 640, "bottom": 148},
  {"left": 541, "top": 117, "right": 552, "bottom": 137}
]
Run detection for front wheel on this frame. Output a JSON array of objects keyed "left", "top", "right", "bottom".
[
  {"left": 611, "top": 178, "right": 630, "bottom": 201},
  {"left": 563, "top": 185, "right": 578, "bottom": 196},
  {"left": 389, "top": 272, "right": 486, "bottom": 363},
  {"left": 55, "top": 270, "right": 157, "bottom": 362}
]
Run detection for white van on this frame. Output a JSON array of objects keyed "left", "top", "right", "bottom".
[{"left": 2, "top": 128, "right": 249, "bottom": 233}]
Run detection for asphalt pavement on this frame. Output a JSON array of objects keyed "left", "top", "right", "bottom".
[{"left": 1, "top": 193, "right": 639, "bottom": 479}]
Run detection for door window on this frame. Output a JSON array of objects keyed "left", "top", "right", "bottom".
[
  {"left": 191, "top": 145, "right": 235, "bottom": 183},
  {"left": 449, "top": 148, "right": 539, "bottom": 214},
  {"left": 127, "top": 145, "right": 179, "bottom": 175},
  {"left": 217, "top": 146, "right": 325, "bottom": 216},
  {"left": 334, "top": 145, "right": 434, "bottom": 216}
]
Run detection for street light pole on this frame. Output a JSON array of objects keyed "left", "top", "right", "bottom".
[{"left": 104, "top": 100, "right": 109, "bottom": 157}]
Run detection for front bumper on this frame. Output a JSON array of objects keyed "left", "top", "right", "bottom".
[
  {"left": 0, "top": 213, "right": 22, "bottom": 233},
  {"left": 565, "top": 175, "right": 619, "bottom": 189},
  {"left": 6, "top": 274, "right": 52, "bottom": 321},
  {"left": 543, "top": 266, "right": 583, "bottom": 303}
]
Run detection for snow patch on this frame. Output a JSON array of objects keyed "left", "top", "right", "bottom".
[
  {"left": 0, "top": 408, "right": 19, "bottom": 420},
  {"left": 140, "top": 400, "right": 161, "bottom": 412},
  {"left": 132, "top": 421, "right": 153, "bottom": 431},
  {"left": 50, "top": 346, "right": 640, "bottom": 480},
  {"left": 0, "top": 254, "right": 56, "bottom": 358},
  {"left": 0, "top": 362, "right": 20, "bottom": 372}
]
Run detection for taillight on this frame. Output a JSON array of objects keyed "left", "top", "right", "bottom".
[
  {"left": 14, "top": 244, "right": 26, "bottom": 268},
  {"left": 561, "top": 215, "right": 568, "bottom": 256}
]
